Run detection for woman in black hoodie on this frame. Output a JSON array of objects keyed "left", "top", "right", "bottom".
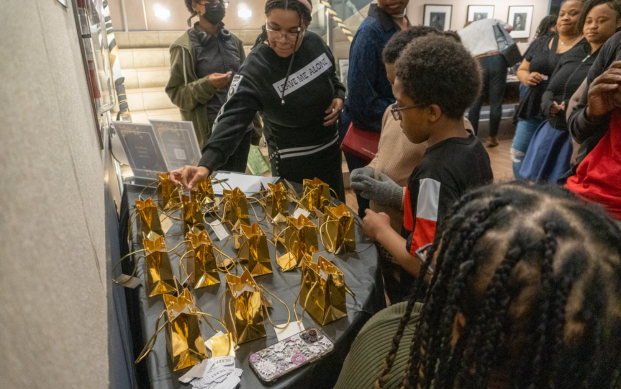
[{"left": 170, "top": 0, "right": 347, "bottom": 198}]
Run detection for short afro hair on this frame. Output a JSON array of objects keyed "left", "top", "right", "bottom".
[
  {"left": 395, "top": 35, "right": 482, "bottom": 120},
  {"left": 382, "top": 26, "right": 441, "bottom": 64}
]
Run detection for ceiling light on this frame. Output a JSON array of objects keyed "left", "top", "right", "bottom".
[
  {"left": 238, "top": 7, "right": 252, "bottom": 18},
  {"left": 153, "top": 5, "right": 170, "bottom": 19}
]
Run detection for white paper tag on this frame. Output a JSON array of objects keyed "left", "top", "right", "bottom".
[
  {"left": 116, "top": 274, "right": 142, "bottom": 289},
  {"left": 179, "top": 358, "right": 212, "bottom": 383},
  {"left": 274, "top": 321, "right": 305, "bottom": 341},
  {"left": 293, "top": 208, "right": 311, "bottom": 219},
  {"left": 211, "top": 356, "right": 235, "bottom": 370},
  {"left": 204, "top": 368, "right": 229, "bottom": 384},
  {"left": 209, "top": 222, "right": 229, "bottom": 241},
  {"left": 213, "top": 374, "right": 241, "bottom": 389},
  {"left": 159, "top": 214, "right": 174, "bottom": 234}
]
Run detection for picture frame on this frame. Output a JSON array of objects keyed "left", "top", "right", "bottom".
[
  {"left": 423, "top": 5, "right": 452, "bottom": 31},
  {"left": 507, "top": 5, "right": 534, "bottom": 39},
  {"left": 467, "top": 5, "right": 495, "bottom": 22}
]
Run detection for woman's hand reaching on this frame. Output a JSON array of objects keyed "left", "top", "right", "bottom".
[{"left": 169, "top": 166, "right": 211, "bottom": 190}]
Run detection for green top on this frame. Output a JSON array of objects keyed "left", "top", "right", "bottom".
[{"left": 334, "top": 302, "right": 422, "bottom": 389}]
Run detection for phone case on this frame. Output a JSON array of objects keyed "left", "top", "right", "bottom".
[{"left": 249, "top": 328, "right": 334, "bottom": 384}]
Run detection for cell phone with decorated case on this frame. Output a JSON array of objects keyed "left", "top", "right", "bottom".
[{"left": 249, "top": 328, "right": 334, "bottom": 384}]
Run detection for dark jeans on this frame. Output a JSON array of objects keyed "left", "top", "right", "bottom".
[{"left": 468, "top": 54, "right": 508, "bottom": 137}]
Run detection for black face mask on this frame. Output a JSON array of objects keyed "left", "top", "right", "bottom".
[{"left": 202, "top": 3, "right": 226, "bottom": 25}]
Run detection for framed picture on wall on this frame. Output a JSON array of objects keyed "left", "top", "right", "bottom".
[
  {"left": 467, "top": 5, "right": 495, "bottom": 22},
  {"left": 423, "top": 5, "right": 452, "bottom": 31},
  {"left": 507, "top": 6, "right": 534, "bottom": 38}
]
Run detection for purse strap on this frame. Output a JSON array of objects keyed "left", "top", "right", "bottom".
[{"left": 548, "top": 35, "right": 560, "bottom": 72}]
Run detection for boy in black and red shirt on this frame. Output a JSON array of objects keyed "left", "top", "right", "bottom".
[{"left": 363, "top": 35, "right": 493, "bottom": 300}]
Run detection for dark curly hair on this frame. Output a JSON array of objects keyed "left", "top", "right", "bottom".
[
  {"left": 252, "top": 0, "right": 313, "bottom": 48},
  {"left": 535, "top": 15, "right": 559, "bottom": 39},
  {"left": 382, "top": 26, "right": 442, "bottom": 64},
  {"left": 578, "top": 0, "right": 621, "bottom": 32},
  {"left": 374, "top": 182, "right": 621, "bottom": 389},
  {"left": 395, "top": 35, "right": 481, "bottom": 120},
  {"left": 184, "top": 0, "right": 198, "bottom": 26}
]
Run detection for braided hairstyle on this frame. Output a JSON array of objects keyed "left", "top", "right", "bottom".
[
  {"left": 253, "top": 0, "right": 313, "bottom": 48},
  {"left": 375, "top": 182, "right": 621, "bottom": 389},
  {"left": 534, "top": 15, "right": 559, "bottom": 39}
]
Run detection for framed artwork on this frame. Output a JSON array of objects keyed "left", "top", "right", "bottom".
[
  {"left": 508, "top": 6, "right": 534, "bottom": 38},
  {"left": 467, "top": 5, "right": 495, "bottom": 22},
  {"left": 423, "top": 5, "right": 452, "bottom": 31}
]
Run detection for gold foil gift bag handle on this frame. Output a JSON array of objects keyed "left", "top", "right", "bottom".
[{"left": 319, "top": 204, "right": 356, "bottom": 254}]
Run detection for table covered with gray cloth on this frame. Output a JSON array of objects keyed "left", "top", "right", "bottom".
[{"left": 119, "top": 180, "right": 384, "bottom": 389}]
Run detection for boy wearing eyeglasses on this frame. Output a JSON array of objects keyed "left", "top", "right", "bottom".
[{"left": 362, "top": 35, "right": 493, "bottom": 301}]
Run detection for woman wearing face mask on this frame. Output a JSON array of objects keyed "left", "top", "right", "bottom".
[
  {"left": 166, "top": 0, "right": 260, "bottom": 171},
  {"left": 169, "top": 0, "right": 347, "bottom": 198},
  {"left": 520, "top": 0, "right": 621, "bottom": 184}
]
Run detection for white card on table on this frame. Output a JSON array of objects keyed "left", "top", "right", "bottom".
[
  {"left": 274, "top": 321, "right": 305, "bottom": 341},
  {"left": 292, "top": 208, "right": 311, "bottom": 219},
  {"left": 209, "top": 222, "right": 229, "bottom": 241}
]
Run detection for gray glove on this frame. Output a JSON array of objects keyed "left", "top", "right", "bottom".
[
  {"left": 350, "top": 166, "right": 375, "bottom": 192},
  {"left": 350, "top": 173, "right": 403, "bottom": 208}
]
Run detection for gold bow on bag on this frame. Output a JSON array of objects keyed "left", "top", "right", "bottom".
[
  {"left": 192, "top": 178, "right": 215, "bottom": 205},
  {"left": 299, "top": 178, "right": 331, "bottom": 217},
  {"left": 136, "top": 288, "right": 229, "bottom": 371},
  {"left": 318, "top": 204, "right": 356, "bottom": 254},
  {"left": 136, "top": 198, "right": 165, "bottom": 237},
  {"left": 222, "top": 188, "right": 250, "bottom": 229},
  {"left": 235, "top": 223, "right": 273, "bottom": 277},
  {"left": 276, "top": 214, "right": 318, "bottom": 272},
  {"left": 143, "top": 231, "right": 176, "bottom": 297},
  {"left": 180, "top": 227, "right": 220, "bottom": 289},
  {"left": 158, "top": 173, "right": 180, "bottom": 210},
  {"left": 265, "top": 182, "right": 289, "bottom": 222},
  {"left": 223, "top": 270, "right": 266, "bottom": 344},
  {"left": 296, "top": 256, "right": 351, "bottom": 326},
  {"left": 182, "top": 195, "right": 204, "bottom": 235}
]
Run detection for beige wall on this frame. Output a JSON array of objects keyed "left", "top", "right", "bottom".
[
  {"left": 108, "top": 0, "right": 266, "bottom": 31},
  {"left": 0, "top": 0, "right": 108, "bottom": 388},
  {"left": 407, "top": 0, "right": 550, "bottom": 42}
]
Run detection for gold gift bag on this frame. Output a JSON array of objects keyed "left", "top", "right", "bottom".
[
  {"left": 182, "top": 195, "right": 204, "bottom": 235},
  {"left": 163, "top": 289, "right": 209, "bottom": 371},
  {"left": 136, "top": 198, "right": 164, "bottom": 236},
  {"left": 143, "top": 231, "right": 176, "bottom": 297},
  {"left": 222, "top": 188, "right": 250, "bottom": 229},
  {"left": 319, "top": 204, "right": 356, "bottom": 254},
  {"left": 265, "top": 182, "right": 289, "bottom": 222},
  {"left": 236, "top": 223, "right": 273, "bottom": 277},
  {"left": 298, "top": 256, "right": 347, "bottom": 326},
  {"left": 224, "top": 269, "right": 266, "bottom": 344},
  {"left": 158, "top": 173, "right": 180, "bottom": 210},
  {"left": 192, "top": 178, "right": 215, "bottom": 205},
  {"left": 183, "top": 228, "right": 220, "bottom": 288},
  {"left": 135, "top": 288, "right": 229, "bottom": 372},
  {"left": 299, "top": 178, "right": 331, "bottom": 217},
  {"left": 277, "top": 214, "right": 318, "bottom": 271}
]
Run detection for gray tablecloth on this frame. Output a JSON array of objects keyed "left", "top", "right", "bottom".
[{"left": 121, "top": 181, "right": 383, "bottom": 389}]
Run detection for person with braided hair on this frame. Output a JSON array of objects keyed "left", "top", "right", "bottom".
[
  {"left": 363, "top": 35, "right": 492, "bottom": 302},
  {"left": 335, "top": 182, "right": 621, "bottom": 389},
  {"left": 169, "top": 0, "right": 347, "bottom": 199},
  {"left": 166, "top": 0, "right": 262, "bottom": 170}
]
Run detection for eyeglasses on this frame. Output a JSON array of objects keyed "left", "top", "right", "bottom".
[
  {"left": 265, "top": 22, "right": 305, "bottom": 43},
  {"left": 391, "top": 103, "right": 426, "bottom": 121},
  {"left": 198, "top": 0, "right": 229, "bottom": 8}
]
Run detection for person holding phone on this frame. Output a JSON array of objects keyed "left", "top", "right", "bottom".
[
  {"left": 167, "top": 0, "right": 260, "bottom": 171},
  {"left": 169, "top": 0, "right": 347, "bottom": 198}
]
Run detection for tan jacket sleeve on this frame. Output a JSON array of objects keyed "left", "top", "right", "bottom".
[{"left": 165, "top": 45, "right": 217, "bottom": 111}]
